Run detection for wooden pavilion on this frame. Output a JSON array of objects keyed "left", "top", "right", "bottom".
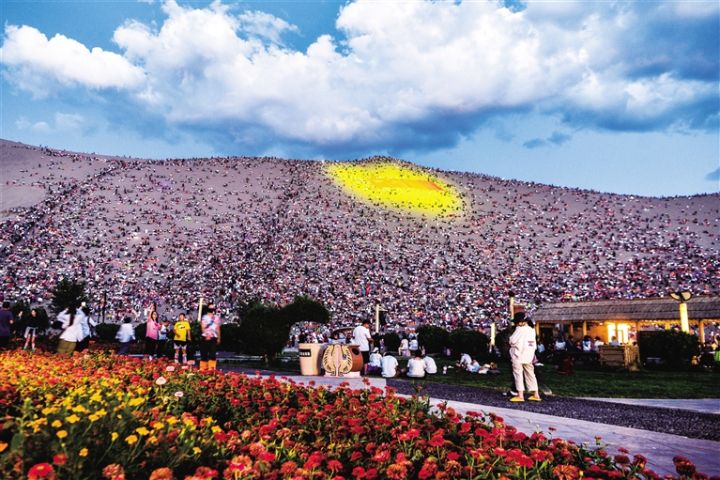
[{"left": 531, "top": 296, "right": 720, "bottom": 344}]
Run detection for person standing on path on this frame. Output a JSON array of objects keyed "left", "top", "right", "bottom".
[
  {"left": 352, "top": 319, "right": 373, "bottom": 375},
  {"left": 199, "top": 303, "right": 221, "bottom": 371},
  {"left": 509, "top": 312, "right": 541, "bottom": 402},
  {"left": 0, "top": 301, "right": 14, "bottom": 349},
  {"left": 145, "top": 310, "right": 160, "bottom": 360},
  {"left": 173, "top": 313, "right": 191, "bottom": 364}
]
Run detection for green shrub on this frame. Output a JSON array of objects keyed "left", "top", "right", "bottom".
[
  {"left": 220, "top": 323, "right": 243, "bottom": 353},
  {"left": 495, "top": 327, "right": 513, "bottom": 360},
  {"left": 417, "top": 325, "right": 450, "bottom": 354},
  {"left": 638, "top": 330, "right": 700, "bottom": 368},
  {"left": 238, "top": 304, "right": 289, "bottom": 361},
  {"left": 449, "top": 328, "right": 491, "bottom": 362},
  {"left": 383, "top": 332, "right": 401, "bottom": 353},
  {"left": 95, "top": 323, "right": 120, "bottom": 342},
  {"left": 282, "top": 296, "right": 330, "bottom": 325}
]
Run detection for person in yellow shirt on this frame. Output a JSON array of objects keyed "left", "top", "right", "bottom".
[{"left": 173, "top": 313, "right": 192, "bottom": 364}]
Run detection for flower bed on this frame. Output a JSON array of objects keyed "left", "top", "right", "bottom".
[{"left": 0, "top": 351, "right": 711, "bottom": 479}]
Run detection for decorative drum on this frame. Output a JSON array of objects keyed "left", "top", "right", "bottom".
[{"left": 322, "top": 344, "right": 363, "bottom": 376}]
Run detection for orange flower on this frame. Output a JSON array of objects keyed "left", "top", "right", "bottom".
[
  {"left": 149, "top": 467, "right": 174, "bottom": 480},
  {"left": 552, "top": 465, "right": 580, "bottom": 480}
]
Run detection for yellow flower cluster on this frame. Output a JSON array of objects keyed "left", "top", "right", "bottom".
[{"left": 326, "top": 161, "right": 463, "bottom": 217}]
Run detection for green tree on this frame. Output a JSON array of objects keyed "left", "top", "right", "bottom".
[
  {"left": 282, "top": 295, "right": 330, "bottom": 325},
  {"left": 417, "top": 325, "right": 450, "bottom": 354},
  {"left": 50, "top": 278, "right": 88, "bottom": 313},
  {"left": 238, "top": 304, "right": 289, "bottom": 363},
  {"left": 449, "top": 328, "right": 491, "bottom": 362}
]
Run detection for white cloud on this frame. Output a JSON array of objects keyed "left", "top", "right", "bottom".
[
  {"left": 1, "top": 0, "right": 716, "bottom": 152},
  {"left": 0, "top": 25, "right": 145, "bottom": 97},
  {"left": 15, "top": 112, "right": 85, "bottom": 134}
]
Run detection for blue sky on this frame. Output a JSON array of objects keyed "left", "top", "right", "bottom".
[{"left": 1, "top": 0, "right": 718, "bottom": 197}]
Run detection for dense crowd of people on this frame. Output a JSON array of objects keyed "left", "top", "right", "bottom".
[{"left": 1, "top": 146, "right": 718, "bottom": 336}]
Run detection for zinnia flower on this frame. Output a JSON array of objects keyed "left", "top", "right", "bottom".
[
  {"left": 28, "top": 462, "right": 56, "bottom": 479},
  {"left": 149, "top": 467, "right": 174, "bottom": 480},
  {"left": 155, "top": 376, "right": 167, "bottom": 385}
]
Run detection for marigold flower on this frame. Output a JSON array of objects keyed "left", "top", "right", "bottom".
[
  {"left": 0, "top": 442, "right": 7, "bottom": 453},
  {"left": 28, "top": 462, "right": 56, "bottom": 480},
  {"left": 111, "top": 432, "right": 119, "bottom": 441},
  {"left": 56, "top": 430, "right": 68, "bottom": 440},
  {"left": 79, "top": 448, "right": 88, "bottom": 457},
  {"left": 136, "top": 427, "right": 150, "bottom": 436},
  {"left": 125, "top": 434, "right": 138, "bottom": 445},
  {"left": 51, "top": 420, "right": 62, "bottom": 428}
]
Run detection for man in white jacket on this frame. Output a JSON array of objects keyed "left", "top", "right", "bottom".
[{"left": 509, "top": 312, "right": 541, "bottom": 402}]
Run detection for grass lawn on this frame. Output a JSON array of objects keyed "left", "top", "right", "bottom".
[
  {"left": 232, "top": 354, "right": 720, "bottom": 399},
  {"left": 405, "top": 358, "right": 720, "bottom": 399}
]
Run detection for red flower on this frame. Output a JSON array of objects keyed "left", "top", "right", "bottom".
[
  {"left": 447, "top": 451, "right": 460, "bottom": 462},
  {"left": 280, "top": 461, "right": 297, "bottom": 476},
  {"left": 352, "top": 467, "right": 366, "bottom": 479},
  {"left": 428, "top": 435, "right": 445, "bottom": 448},
  {"left": 614, "top": 454, "right": 630, "bottom": 465},
  {"left": 28, "top": 463, "right": 56, "bottom": 480},
  {"left": 328, "top": 460, "right": 343, "bottom": 472},
  {"left": 52, "top": 454, "right": 67, "bottom": 466},
  {"left": 372, "top": 450, "right": 390, "bottom": 463},
  {"left": 418, "top": 460, "right": 438, "bottom": 480},
  {"left": 193, "top": 467, "right": 219, "bottom": 479}
]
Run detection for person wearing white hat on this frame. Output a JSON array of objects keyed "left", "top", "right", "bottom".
[{"left": 509, "top": 312, "right": 541, "bottom": 402}]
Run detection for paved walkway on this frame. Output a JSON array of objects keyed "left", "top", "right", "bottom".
[
  {"left": 266, "top": 374, "right": 720, "bottom": 476},
  {"left": 581, "top": 397, "right": 720, "bottom": 415}
]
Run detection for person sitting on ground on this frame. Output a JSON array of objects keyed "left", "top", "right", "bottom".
[
  {"left": 422, "top": 352, "right": 437, "bottom": 374},
  {"left": 467, "top": 359, "right": 482, "bottom": 373},
  {"left": 367, "top": 347, "right": 383, "bottom": 375},
  {"left": 406, "top": 350, "right": 426, "bottom": 378},
  {"left": 381, "top": 350, "right": 399, "bottom": 378},
  {"left": 609, "top": 336, "right": 621, "bottom": 346},
  {"left": 456, "top": 352, "right": 472, "bottom": 370}
]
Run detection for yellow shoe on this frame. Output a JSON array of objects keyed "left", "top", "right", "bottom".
[
  {"left": 510, "top": 396, "right": 525, "bottom": 402},
  {"left": 528, "top": 395, "right": 542, "bottom": 402}
]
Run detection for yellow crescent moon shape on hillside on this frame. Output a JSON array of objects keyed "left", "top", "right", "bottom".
[{"left": 326, "top": 162, "right": 463, "bottom": 217}]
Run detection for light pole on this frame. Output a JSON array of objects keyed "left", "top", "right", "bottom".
[{"left": 669, "top": 291, "right": 692, "bottom": 334}]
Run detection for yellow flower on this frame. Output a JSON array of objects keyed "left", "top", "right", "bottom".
[
  {"left": 42, "top": 407, "right": 57, "bottom": 415},
  {"left": 211, "top": 426, "right": 221, "bottom": 434},
  {"left": 57, "top": 430, "right": 68, "bottom": 439},
  {"left": 0, "top": 442, "right": 7, "bottom": 453},
  {"left": 45, "top": 393, "right": 55, "bottom": 401},
  {"left": 166, "top": 416, "right": 178, "bottom": 426},
  {"left": 192, "top": 447, "right": 202, "bottom": 455},
  {"left": 125, "top": 434, "right": 138, "bottom": 445},
  {"left": 79, "top": 448, "right": 88, "bottom": 457},
  {"left": 51, "top": 420, "right": 62, "bottom": 429},
  {"left": 135, "top": 427, "right": 150, "bottom": 436},
  {"left": 152, "top": 422, "right": 165, "bottom": 430},
  {"left": 88, "top": 413, "right": 100, "bottom": 422},
  {"left": 90, "top": 393, "right": 102, "bottom": 403},
  {"left": 66, "top": 414, "right": 80, "bottom": 424},
  {"left": 128, "top": 398, "right": 145, "bottom": 407},
  {"left": 111, "top": 432, "right": 119, "bottom": 441},
  {"left": 147, "top": 435, "right": 158, "bottom": 445}
]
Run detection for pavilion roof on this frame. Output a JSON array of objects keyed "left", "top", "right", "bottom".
[{"left": 532, "top": 296, "right": 720, "bottom": 323}]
